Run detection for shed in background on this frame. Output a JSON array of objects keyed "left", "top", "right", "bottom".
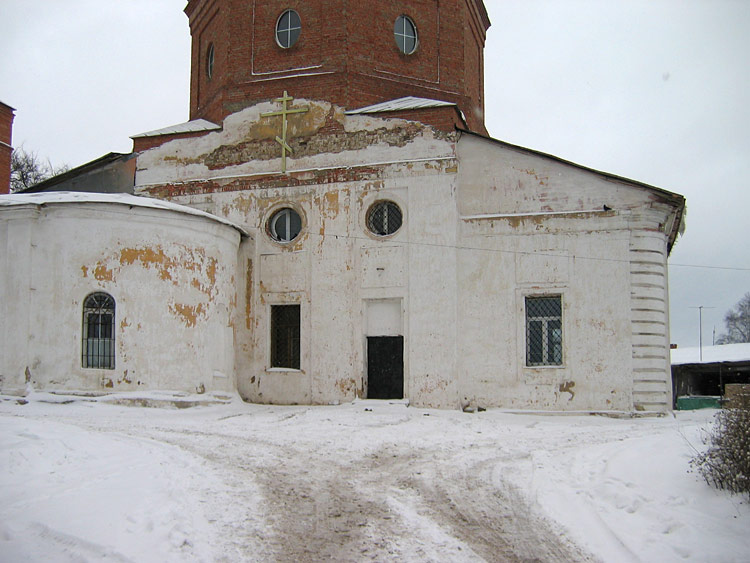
[{"left": 671, "top": 343, "right": 750, "bottom": 409}]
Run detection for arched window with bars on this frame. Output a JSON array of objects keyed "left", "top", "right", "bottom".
[{"left": 82, "top": 292, "right": 115, "bottom": 369}]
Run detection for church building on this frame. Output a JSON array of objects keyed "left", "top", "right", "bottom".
[{"left": 0, "top": 0, "right": 685, "bottom": 413}]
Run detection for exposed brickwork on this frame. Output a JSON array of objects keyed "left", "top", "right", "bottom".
[
  {"left": 0, "top": 102, "right": 14, "bottom": 195},
  {"left": 202, "top": 119, "right": 440, "bottom": 169},
  {"left": 184, "top": 0, "right": 490, "bottom": 134},
  {"left": 132, "top": 129, "right": 217, "bottom": 153},
  {"left": 139, "top": 156, "right": 458, "bottom": 199},
  {"left": 356, "top": 106, "right": 466, "bottom": 134}
]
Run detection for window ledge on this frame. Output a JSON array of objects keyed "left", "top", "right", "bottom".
[{"left": 266, "top": 367, "right": 303, "bottom": 373}]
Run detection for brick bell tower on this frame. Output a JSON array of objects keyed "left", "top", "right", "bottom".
[{"left": 184, "top": 0, "right": 490, "bottom": 134}]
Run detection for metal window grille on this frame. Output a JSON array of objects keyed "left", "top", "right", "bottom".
[
  {"left": 270, "top": 208, "right": 302, "bottom": 242},
  {"left": 82, "top": 292, "right": 115, "bottom": 369},
  {"left": 366, "top": 201, "right": 402, "bottom": 236},
  {"left": 526, "top": 296, "right": 563, "bottom": 366},
  {"left": 276, "top": 10, "right": 301, "bottom": 49},
  {"left": 271, "top": 305, "right": 300, "bottom": 369},
  {"left": 394, "top": 15, "right": 418, "bottom": 55}
]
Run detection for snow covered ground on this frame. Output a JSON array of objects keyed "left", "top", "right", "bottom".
[{"left": 1, "top": 392, "right": 748, "bottom": 562}]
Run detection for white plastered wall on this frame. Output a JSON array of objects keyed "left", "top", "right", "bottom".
[
  {"left": 455, "top": 134, "right": 675, "bottom": 412},
  {"left": 133, "top": 102, "right": 679, "bottom": 412},
  {"left": 137, "top": 104, "right": 462, "bottom": 407},
  {"left": 0, "top": 202, "right": 242, "bottom": 395}
]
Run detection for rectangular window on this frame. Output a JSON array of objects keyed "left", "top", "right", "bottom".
[
  {"left": 526, "top": 296, "right": 563, "bottom": 366},
  {"left": 271, "top": 304, "right": 300, "bottom": 369}
]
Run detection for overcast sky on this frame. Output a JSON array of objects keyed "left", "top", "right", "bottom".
[{"left": 1, "top": 0, "right": 748, "bottom": 347}]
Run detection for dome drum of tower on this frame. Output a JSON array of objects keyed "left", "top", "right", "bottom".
[{"left": 184, "top": 0, "right": 490, "bottom": 134}]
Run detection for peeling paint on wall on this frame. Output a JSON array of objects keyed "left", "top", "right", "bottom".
[
  {"left": 559, "top": 381, "right": 576, "bottom": 401},
  {"left": 321, "top": 189, "right": 341, "bottom": 220},
  {"left": 169, "top": 302, "right": 207, "bottom": 328},
  {"left": 91, "top": 244, "right": 220, "bottom": 299},
  {"left": 335, "top": 378, "right": 357, "bottom": 396},
  {"left": 521, "top": 168, "right": 549, "bottom": 186},
  {"left": 245, "top": 259, "right": 253, "bottom": 330},
  {"left": 94, "top": 264, "right": 113, "bottom": 282},
  {"left": 204, "top": 118, "right": 427, "bottom": 170}
]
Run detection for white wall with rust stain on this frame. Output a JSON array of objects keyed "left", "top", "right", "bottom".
[
  {"left": 132, "top": 104, "right": 679, "bottom": 412},
  {"left": 135, "top": 104, "right": 462, "bottom": 408},
  {"left": 156, "top": 167, "right": 461, "bottom": 408},
  {"left": 455, "top": 134, "right": 674, "bottom": 412},
  {"left": 0, "top": 202, "right": 242, "bottom": 396}
]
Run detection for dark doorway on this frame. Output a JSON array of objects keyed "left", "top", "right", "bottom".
[{"left": 367, "top": 336, "right": 404, "bottom": 399}]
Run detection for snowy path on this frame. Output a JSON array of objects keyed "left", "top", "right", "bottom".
[
  {"left": 61, "top": 405, "right": 592, "bottom": 561},
  {"left": 2, "top": 396, "right": 748, "bottom": 562}
]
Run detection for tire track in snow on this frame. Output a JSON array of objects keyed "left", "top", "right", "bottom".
[
  {"left": 47, "top": 409, "right": 598, "bottom": 562},
  {"left": 156, "top": 430, "right": 593, "bottom": 561}
]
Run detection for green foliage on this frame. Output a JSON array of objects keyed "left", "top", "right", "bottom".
[{"left": 691, "top": 395, "right": 750, "bottom": 499}]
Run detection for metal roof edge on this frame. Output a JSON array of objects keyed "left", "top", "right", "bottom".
[
  {"left": 346, "top": 96, "right": 457, "bottom": 115},
  {"left": 19, "top": 152, "right": 135, "bottom": 193},
  {"left": 131, "top": 118, "right": 222, "bottom": 139},
  {"left": 0, "top": 191, "right": 250, "bottom": 238}
]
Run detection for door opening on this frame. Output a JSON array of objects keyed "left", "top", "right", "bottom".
[{"left": 367, "top": 336, "right": 404, "bottom": 399}]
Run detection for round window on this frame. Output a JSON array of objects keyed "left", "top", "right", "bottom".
[
  {"left": 394, "top": 15, "right": 418, "bottom": 55},
  {"left": 366, "top": 201, "right": 403, "bottom": 236},
  {"left": 206, "top": 43, "right": 215, "bottom": 80},
  {"left": 269, "top": 207, "right": 302, "bottom": 242},
  {"left": 276, "top": 9, "right": 301, "bottom": 49}
]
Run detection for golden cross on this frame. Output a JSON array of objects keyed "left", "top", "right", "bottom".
[{"left": 260, "top": 91, "right": 309, "bottom": 173}]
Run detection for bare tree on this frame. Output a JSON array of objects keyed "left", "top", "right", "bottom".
[
  {"left": 10, "top": 147, "right": 69, "bottom": 192},
  {"left": 716, "top": 293, "right": 750, "bottom": 344}
]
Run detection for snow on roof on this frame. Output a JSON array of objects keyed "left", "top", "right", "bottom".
[
  {"left": 0, "top": 191, "right": 248, "bottom": 236},
  {"left": 346, "top": 96, "right": 457, "bottom": 115},
  {"left": 131, "top": 119, "right": 221, "bottom": 139},
  {"left": 671, "top": 343, "right": 750, "bottom": 365}
]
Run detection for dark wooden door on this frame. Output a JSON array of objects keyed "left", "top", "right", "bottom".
[{"left": 367, "top": 336, "right": 404, "bottom": 399}]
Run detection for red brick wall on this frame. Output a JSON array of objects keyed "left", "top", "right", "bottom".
[
  {"left": 365, "top": 106, "right": 466, "bottom": 133},
  {"left": 184, "top": 0, "right": 490, "bottom": 134},
  {"left": 0, "top": 102, "right": 14, "bottom": 194},
  {"left": 132, "top": 130, "right": 215, "bottom": 153}
]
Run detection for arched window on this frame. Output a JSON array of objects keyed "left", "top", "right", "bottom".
[{"left": 82, "top": 292, "right": 115, "bottom": 369}]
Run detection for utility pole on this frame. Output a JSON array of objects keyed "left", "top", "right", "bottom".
[{"left": 690, "top": 306, "right": 715, "bottom": 361}]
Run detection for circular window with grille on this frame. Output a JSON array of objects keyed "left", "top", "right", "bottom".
[
  {"left": 268, "top": 207, "right": 303, "bottom": 243},
  {"left": 366, "top": 200, "right": 403, "bottom": 237},
  {"left": 276, "top": 9, "right": 301, "bottom": 49},
  {"left": 394, "top": 15, "right": 418, "bottom": 55}
]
